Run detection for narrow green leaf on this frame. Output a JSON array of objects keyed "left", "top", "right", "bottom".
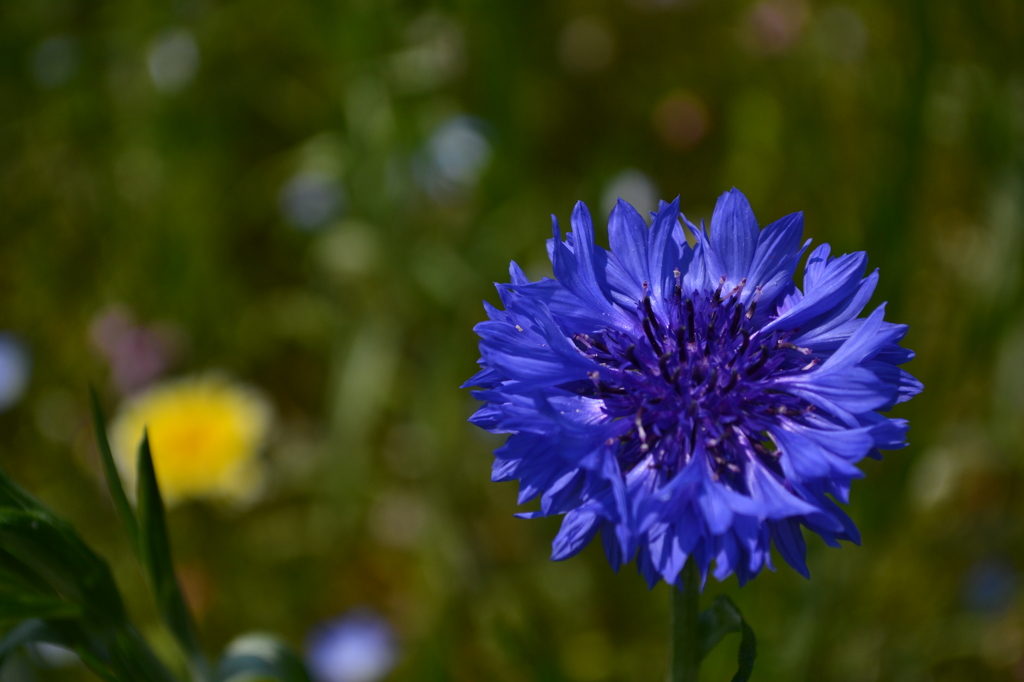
[
  {"left": 732, "top": 618, "right": 757, "bottom": 682},
  {"left": 89, "top": 386, "right": 140, "bottom": 556},
  {"left": 0, "top": 593, "right": 81, "bottom": 623},
  {"left": 216, "top": 633, "right": 313, "bottom": 682},
  {"left": 109, "top": 625, "right": 182, "bottom": 682},
  {"left": 136, "top": 431, "right": 209, "bottom": 682},
  {"left": 696, "top": 595, "right": 757, "bottom": 682}
]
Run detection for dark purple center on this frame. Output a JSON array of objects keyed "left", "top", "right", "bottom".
[{"left": 567, "top": 278, "right": 816, "bottom": 492}]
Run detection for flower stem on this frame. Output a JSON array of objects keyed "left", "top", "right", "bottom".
[{"left": 670, "top": 558, "right": 702, "bottom": 682}]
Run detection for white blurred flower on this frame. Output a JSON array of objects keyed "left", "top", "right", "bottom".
[
  {"left": 31, "top": 35, "right": 79, "bottom": 88},
  {"left": 279, "top": 171, "right": 345, "bottom": 230},
  {"left": 148, "top": 29, "right": 200, "bottom": 93},
  {"left": 414, "top": 116, "right": 491, "bottom": 203},
  {"left": 600, "top": 169, "right": 659, "bottom": 219},
  {"left": 429, "top": 116, "right": 491, "bottom": 185}
]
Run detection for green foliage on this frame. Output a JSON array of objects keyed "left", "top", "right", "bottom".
[
  {"left": 697, "top": 596, "right": 756, "bottom": 682},
  {"left": 0, "top": 402, "right": 312, "bottom": 682},
  {"left": 136, "top": 432, "right": 209, "bottom": 682},
  {"left": 89, "top": 387, "right": 140, "bottom": 558},
  {"left": 0, "top": 463, "right": 176, "bottom": 682}
]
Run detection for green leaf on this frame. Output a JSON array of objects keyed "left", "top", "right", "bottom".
[
  {"left": 0, "top": 509, "right": 125, "bottom": 626},
  {"left": 697, "top": 595, "right": 757, "bottom": 682},
  {"left": 136, "top": 431, "right": 209, "bottom": 682},
  {"left": 0, "top": 462, "right": 180, "bottom": 682},
  {"left": 109, "top": 625, "right": 182, "bottom": 682},
  {"left": 732, "top": 618, "right": 756, "bottom": 682},
  {"left": 0, "top": 593, "right": 81, "bottom": 623},
  {"left": 216, "top": 633, "right": 312, "bottom": 682},
  {"left": 0, "top": 547, "right": 57, "bottom": 595},
  {"left": 89, "top": 387, "right": 140, "bottom": 557},
  {"left": 697, "top": 595, "right": 743, "bottom": 659}
]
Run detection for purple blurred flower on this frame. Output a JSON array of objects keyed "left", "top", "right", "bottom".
[
  {"left": 305, "top": 610, "right": 398, "bottom": 682},
  {"left": 89, "top": 305, "right": 179, "bottom": 394},
  {"left": 0, "top": 333, "right": 31, "bottom": 412}
]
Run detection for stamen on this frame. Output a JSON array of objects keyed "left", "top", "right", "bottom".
[
  {"left": 636, "top": 411, "right": 648, "bottom": 452},
  {"left": 685, "top": 299, "right": 695, "bottom": 343},
  {"left": 713, "top": 275, "right": 726, "bottom": 303},
  {"left": 737, "top": 329, "right": 750, "bottom": 356},
  {"left": 778, "top": 341, "right": 812, "bottom": 355},
  {"left": 727, "top": 277, "right": 747, "bottom": 300},
  {"left": 658, "top": 352, "right": 673, "bottom": 380},
  {"left": 745, "top": 286, "right": 763, "bottom": 319},
  {"left": 707, "top": 309, "right": 718, "bottom": 343},
  {"left": 746, "top": 345, "right": 769, "bottom": 374},
  {"left": 624, "top": 345, "right": 642, "bottom": 370},
  {"left": 729, "top": 304, "right": 743, "bottom": 336},
  {"left": 703, "top": 367, "right": 718, "bottom": 393},
  {"left": 643, "top": 317, "right": 663, "bottom": 356},
  {"left": 722, "top": 369, "right": 739, "bottom": 393},
  {"left": 802, "top": 358, "right": 820, "bottom": 371}
]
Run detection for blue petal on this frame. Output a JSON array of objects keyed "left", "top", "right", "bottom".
[
  {"left": 793, "top": 270, "right": 879, "bottom": 344},
  {"left": 710, "top": 188, "right": 760, "bottom": 287},
  {"left": 552, "top": 509, "right": 602, "bottom": 561},
  {"left": 689, "top": 218, "right": 727, "bottom": 294},
  {"left": 607, "top": 199, "right": 650, "bottom": 292},
  {"left": 743, "top": 211, "right": 804, "bottom": 304},
  {"left": 819, "top": 305, "right": 901, "bottom": 369},
  {"left": 744, "top": 461, "right": 821, "bottom": 519},
  {"left": 773, "top": 366, "right": 890, "bottom": 425},
  {"left": 647, "top": 197, "right": 684, "bottom": 305},
  {"left": 769, "top": 518, "right": 809, "bottom": 578},
  {"left": 550, "top": 206, "right": 633, "bottom": 329},
  {"left": 803, "top": 244, "right": 831, "bottom": 291},
  {"left": 762, "top": 249, "right": 868, "bottom": 334},
  {"left": 501, "top": 278, "right": 614, "bottom": 333}
]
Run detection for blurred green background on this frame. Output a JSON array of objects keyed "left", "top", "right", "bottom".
[{"left": 1, "top": 0, "right": 1023, "bottom": 680}]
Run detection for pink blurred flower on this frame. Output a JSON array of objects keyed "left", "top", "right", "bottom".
[{"left": 89, "top": 305, "right": 181, "bottom": 394}]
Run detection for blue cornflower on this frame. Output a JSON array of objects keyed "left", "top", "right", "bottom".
[
  {"left": 464, "top": 189, "right": 922, "bottom": 587},
  {"left": 305, "top": 609, "right": 398, "bottom": 682}
]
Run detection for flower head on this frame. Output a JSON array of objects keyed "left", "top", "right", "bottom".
[
  {"left": 110, "top": 374, "right": 271, "bottom": 506},
  {"left": 465, "top": 189, "right": 922, "bottom": 587},
  {"left": 305, "top": 609, "right": 398, "bottom": 682}
]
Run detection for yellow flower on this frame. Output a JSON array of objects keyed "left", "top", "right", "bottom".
[{"left": 110, "top": 375, "right": 272, "bottom": 506}]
